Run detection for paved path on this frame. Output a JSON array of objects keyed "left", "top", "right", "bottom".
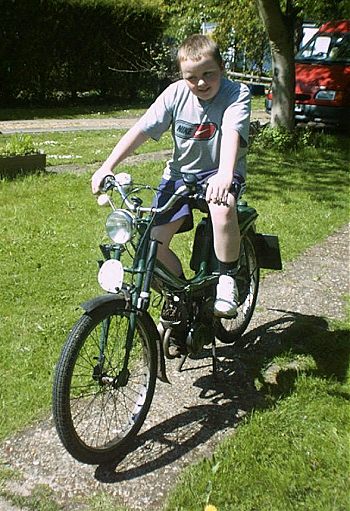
[
  {"left": 0, "top": 111, "right": 270, "bottom": 134},
  {"left": 0, "top": 117, "right": 137, "bottom": 134},
  {"left": 0, "top": 223, "right": 349, "bottom": 511}
]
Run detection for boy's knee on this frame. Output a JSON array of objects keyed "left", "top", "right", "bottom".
[{"left": 212, "top": 204, "right": 236, "bottom": 222}]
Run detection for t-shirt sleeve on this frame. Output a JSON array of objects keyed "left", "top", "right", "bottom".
[
  {"left": 222, "top": 83, "right": 251, "bottom": 147},
  {"left": 135, "top": 85, "right": 174, "bottom": 141}
]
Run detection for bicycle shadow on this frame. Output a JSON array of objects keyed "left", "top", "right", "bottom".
[{"left": 95, "top": 309, "right": 349, "bottom": 483}]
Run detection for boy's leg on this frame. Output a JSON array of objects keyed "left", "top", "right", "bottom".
[
  {"left": 209, "top": 194, "right": 240, "bottom": 317},
  {"left": 209, "top": 194, "right": 240, "bottom": 262},
  {"left": 151, "top": 218, "right": 186, "bottom": 277}
]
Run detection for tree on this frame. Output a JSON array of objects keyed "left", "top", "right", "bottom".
[
  {"left": 160, "top": 0, "right": 350, "bottom": 131},
  {"left": 255, "top": 0, "right": 299, "bottom": 130}
]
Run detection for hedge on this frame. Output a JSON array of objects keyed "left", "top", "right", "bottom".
[{"left": 0, "top": 0, "right": 164, "bottom": 104}]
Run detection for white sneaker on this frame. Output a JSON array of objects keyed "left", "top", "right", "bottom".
[{"left": 214, "top": 275, "right": 239, "bottom": 318}]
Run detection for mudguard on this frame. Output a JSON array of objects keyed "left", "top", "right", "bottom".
[
  {"left": 80, "top": 293, "right": 170, "bottom": 384},
  {"left": 81, "top": 293, "right": 127, "bottom": 313},
  {"left": 255, "top": 233, "right": 283, "bottom": 270}
]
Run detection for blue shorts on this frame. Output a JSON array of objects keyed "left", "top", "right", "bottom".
[{"left": 152, "top": 169, "right": 246, "bottom": 234}]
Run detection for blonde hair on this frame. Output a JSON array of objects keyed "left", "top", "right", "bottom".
[{"left": 177, "top": 34, "right": 223, "bottom": 69}]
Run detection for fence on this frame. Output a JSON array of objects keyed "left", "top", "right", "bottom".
[{"left": 227, "top": 71, "right": 271, "bottom": 95}]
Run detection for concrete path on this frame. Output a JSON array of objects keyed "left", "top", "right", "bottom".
[
  {"left": 0, "top": 117, "right": 137, "bottom": 134},
  {"left": 0, "top": 111, "right": 270, "bottom": 134}
]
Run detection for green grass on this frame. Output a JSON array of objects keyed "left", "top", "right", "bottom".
[
  {"left": 0, "top": 103, "right": 149, "bottom": 121},
  {"left": 0, "top": 129, "right": 348, "bottom": 510},
  {"left": 0, "top": 137, "right": 348, "bottom": 441},
  {"left": 0, "top": 97, "right": 265, "bottom": 121},
  {"left": 0, "top": 130, "right": 173, "bottom": 166},
  {"left": 164, "top": 309, "right": 350, "bottom": 511}
]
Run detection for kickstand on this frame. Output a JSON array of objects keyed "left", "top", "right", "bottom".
[
  {"left": 211, "top": 337, "right": 217, "bottom": 378},
  {"left": 177, "top": 353, "right": 187, "bottom": 372}
]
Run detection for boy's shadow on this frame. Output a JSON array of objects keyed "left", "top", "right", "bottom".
[{"left": 95, "top": 309, "right": 349, "bottom": 482}]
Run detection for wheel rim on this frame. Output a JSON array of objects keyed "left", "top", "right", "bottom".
[
  {"left": 218, "top": 234, "right": 259, "bottom": 337},
  {"left": 68, "top": 313, "right": 151, "bottom": 452}
]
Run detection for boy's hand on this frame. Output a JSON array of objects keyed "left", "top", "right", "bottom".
[
  {"left": 206, "top": 172, "right": 232, "bottom": 205},
  {"left": 91, "top": 167, "right": 114, "bottom": 194}
]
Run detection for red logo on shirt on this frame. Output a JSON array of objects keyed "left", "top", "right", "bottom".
[{"left": 175, "top": 121, "right": 217, "bottom": 140}]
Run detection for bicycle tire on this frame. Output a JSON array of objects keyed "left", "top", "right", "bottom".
[
  {"left": 52, "top": 298, "right": 157, "bottom": 465},
  {"left": 215, "top": 229, "right": 260, "bottom": 343}
]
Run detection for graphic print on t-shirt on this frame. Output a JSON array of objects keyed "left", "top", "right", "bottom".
[{"left": 175, "top": 121, "right": 217, "bottom": 140}]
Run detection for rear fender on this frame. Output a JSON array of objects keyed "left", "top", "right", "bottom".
[{"left": 254, "top": 233, "right": 283, "bottom": 270}]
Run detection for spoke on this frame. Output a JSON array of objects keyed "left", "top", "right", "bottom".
[{"left": 64, "top": 309, "right": 153, "bottom": 453}]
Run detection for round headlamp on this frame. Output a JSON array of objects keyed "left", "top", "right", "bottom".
[{"left": 105, "top": 209, "right": 134, "bottom": 244}]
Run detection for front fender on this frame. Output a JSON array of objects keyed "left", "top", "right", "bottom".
[
  {"left": 80, "top": 293, "right": 128, "bottom": 313},
  {"left": 80, "top": 293, "right": 170, "bottom": 384}
]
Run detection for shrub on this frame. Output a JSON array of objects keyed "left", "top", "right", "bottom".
[
  {"left": 251, "top": 125, "right": 344, "bottom": 152},
  {"left": 1, "top": 134, "right": 39, "bottom": 156},
  {"left": 0, "top": 0, "right": 164, "bottom": 105}
]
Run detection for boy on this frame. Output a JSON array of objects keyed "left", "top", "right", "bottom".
[{"left": 91, "top": 34, "right": 251, "bottom": 318}]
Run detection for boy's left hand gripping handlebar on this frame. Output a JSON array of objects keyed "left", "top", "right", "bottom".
[{"left": 100, "top": 172, "right": 132, "bottom": 193}]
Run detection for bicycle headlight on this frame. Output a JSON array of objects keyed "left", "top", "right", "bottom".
[{"left": 105, "top": 209, "right": 134, "bottom": 244}]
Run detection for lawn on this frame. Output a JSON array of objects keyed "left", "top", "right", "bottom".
[
  {"left": 0, "top": 125, "right": 349, "bottom": 510},
  {"left": 0, "top": 96, "right": 266, "bottom": 121},
  {"left": 165, "top": 308, "right": 350, "bottom": 511}
]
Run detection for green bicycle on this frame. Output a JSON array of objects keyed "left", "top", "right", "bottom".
[{"left": 52, "top": 172, "right": 282, "bottom": 465}]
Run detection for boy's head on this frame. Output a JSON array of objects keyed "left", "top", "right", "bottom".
[
  {"left": 177, "top": 34, "right": 224, "bottom": 101},
  {"left": 177, "top": 34, "right": 223, "bottom": 69}
]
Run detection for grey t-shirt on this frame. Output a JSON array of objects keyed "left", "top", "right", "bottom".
[{"left": 135, "top": 77, "right": 251, "bottom": 179}]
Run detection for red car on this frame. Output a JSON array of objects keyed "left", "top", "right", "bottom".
[{"left": 266, "top": 20, "right": 350, "bottom": 128}]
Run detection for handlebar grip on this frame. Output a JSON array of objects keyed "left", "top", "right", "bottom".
[{"left": 100, "top": 175, "right": 115, "bottom": 192}]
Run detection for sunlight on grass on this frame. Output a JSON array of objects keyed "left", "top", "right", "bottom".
[
  {"left": 0, "top": 134, "right": 349, "bottom": 511},
  {"left": 165, "top": 308, "right": 350, "bottom": 511},
  {"left": 0, "top": 144, "right": 348, "bottom": 441},
  {"left": 0, "top": 130, "right": 173, "bottom": 167}
]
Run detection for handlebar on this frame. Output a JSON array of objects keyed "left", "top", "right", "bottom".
[{"left": 101, "top": 173, "right": 206, "bottom": 215}]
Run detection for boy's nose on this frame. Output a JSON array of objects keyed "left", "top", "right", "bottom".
[{"left": 197, "top": 78, "right": 206, "bottom": 88}]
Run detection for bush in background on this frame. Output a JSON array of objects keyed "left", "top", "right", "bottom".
[{"left": 0, "top": 0, "right": 164, "bottom": 105}]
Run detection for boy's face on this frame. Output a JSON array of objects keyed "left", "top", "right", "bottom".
[{"left": 180, "top": 56, "right": 223, "bottom": 101}]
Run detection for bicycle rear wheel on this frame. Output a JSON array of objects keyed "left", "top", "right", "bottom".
[
  {"left": 215, "top": 230, "right": 259, "bottom": 343},
  {"left": 52, "top": 299, "right": 157, "bottom": 465}
]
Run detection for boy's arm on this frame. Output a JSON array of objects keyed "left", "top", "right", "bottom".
[{"left": 91, "top": 124, "right": 149, "bottom": 194}]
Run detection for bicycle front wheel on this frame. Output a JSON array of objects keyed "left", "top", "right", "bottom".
[{"left": 52, "top": 299, "right": 157, "bottom": 465}]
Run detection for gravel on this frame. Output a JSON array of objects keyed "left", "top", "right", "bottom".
[{"left": 0, "top": 223, "right": 349, "bottom": 510}]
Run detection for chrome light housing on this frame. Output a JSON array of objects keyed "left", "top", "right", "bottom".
[{"left": 105, "top": 209, "right": 134, "bottom": 244}]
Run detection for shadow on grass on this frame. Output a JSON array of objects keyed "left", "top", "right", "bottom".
[
  {"left": 95, "top": 309, "right": 349, "bottom": 483},
  {"left": 235, "top": 309, "right": 350, "bottom": 400},
  {"left": 247, "top": 151, "right": 349, "bottom": 206}
]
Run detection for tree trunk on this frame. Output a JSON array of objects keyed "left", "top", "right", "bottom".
[
  {"left": 255, "top": 0, "right": 296, "bottom": 131},
  {"left": 270, "top": 42, "right": 295, "bottom": 130}
]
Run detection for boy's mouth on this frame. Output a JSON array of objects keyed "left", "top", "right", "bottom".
[{"left": 197, "top": 87, "right": 211, "bottom": 96}]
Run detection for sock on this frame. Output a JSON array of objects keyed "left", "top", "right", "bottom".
[{"left": 218, "top": 259, "right": 238, "bottom": 276}]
